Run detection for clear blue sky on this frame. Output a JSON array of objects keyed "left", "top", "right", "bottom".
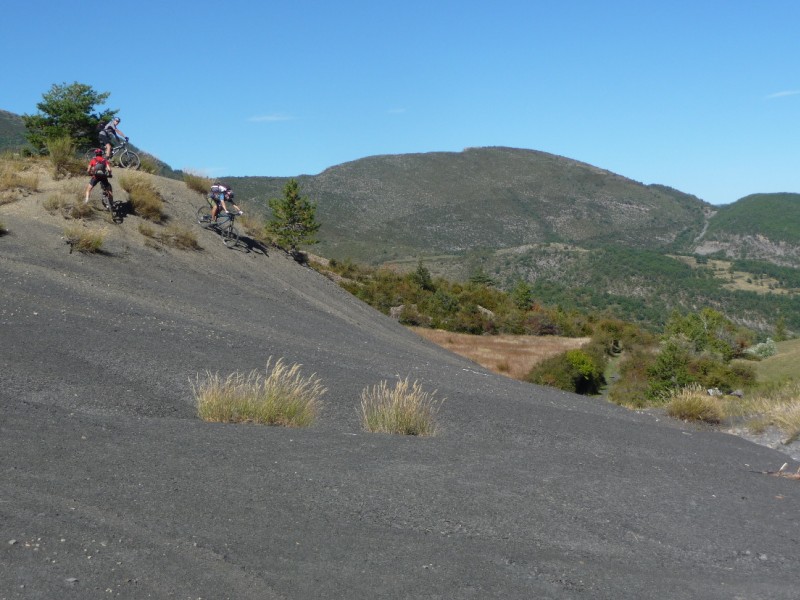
[{"left": 3, "top": 1, "right": 798, "bottom": 205}]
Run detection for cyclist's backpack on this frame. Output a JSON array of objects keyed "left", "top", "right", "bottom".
[{"left": 92, "top": 160, "right": 108, "bottom": 177}]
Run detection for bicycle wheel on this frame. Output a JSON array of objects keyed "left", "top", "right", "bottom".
[
  {"left": 83, "top": 148, "right": 98, "bottom": 162},
  {"left": 222, "top": 224, "right": 240, "bottom": 248},
  {"left": 196, "top": 205, "right": 213, "bottom": 226},
  {"left": 118, "top": 150, "right": 140, "bottom": 170}
]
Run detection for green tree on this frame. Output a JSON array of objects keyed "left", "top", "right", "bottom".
[
  {"left": 267, "top": 179, "right": 321, "bottom": 252},
  {"left": 409, "top": 259, "right": 435, "bottom": 292},
  {"left": 23, "top": 82, "right": 115, "bottom": 154},
  {"left": 510, "top": 279, "right": 533, "bottom": 310}
]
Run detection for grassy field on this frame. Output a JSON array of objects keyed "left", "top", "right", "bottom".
[
  {"left": 409, "top": 327, "right": 589, "bottom": 381},
  {"left": 746, "top": 338, "right": 800, "bottom": 385}
]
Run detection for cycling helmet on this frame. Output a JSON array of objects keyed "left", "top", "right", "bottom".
[
  {"left": 94, "top": 148, "right": 103, "bottom": 156},
  {"left": 113, "top": 117, "right": 121, "bottom": 123}
]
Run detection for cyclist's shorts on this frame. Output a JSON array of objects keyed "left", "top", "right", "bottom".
[{"left": 98, "top": 130, "right": 112, "bottom": 145}]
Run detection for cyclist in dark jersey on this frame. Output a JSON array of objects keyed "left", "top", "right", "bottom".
[{"left": 98, "top": 116, "right": 128, "bottom": 160}]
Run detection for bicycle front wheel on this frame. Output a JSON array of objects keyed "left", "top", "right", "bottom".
[
  {"left": 222, "top": 225, "right": 240, "bottom": 248},
  {"left": 196, "top": 205, "right": 213, "bottom": 226},
  {"left": 118, "top": 150, "right": 141, "bottom": 170}
]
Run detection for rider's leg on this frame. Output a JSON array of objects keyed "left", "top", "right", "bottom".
[
  {"left": 105, "top": 142, "right": 112, "bottom": 160},
  {"left": 84, "top": 180, "right": 95, "bottom": 203}
]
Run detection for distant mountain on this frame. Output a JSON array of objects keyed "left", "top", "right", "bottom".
[
  {"left": 0, "top": 109, "right": 29, "bottom": 151},
  {"left": 230, "top": 147, "right": 711, "bottom": 259},
  {"left": 695, "top": 193, "right": 800, "bottom": 267},
  {"left": 228, "top": 147, "right": 798, "bottom": 333}
]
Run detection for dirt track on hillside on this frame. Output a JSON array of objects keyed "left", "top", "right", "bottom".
[{"left": 2, "top": 166, "right": 800, "bottom": 599}]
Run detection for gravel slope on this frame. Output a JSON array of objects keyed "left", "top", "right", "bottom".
[{"left": 1, "top": 170, "right": 799, "bottom": 599}]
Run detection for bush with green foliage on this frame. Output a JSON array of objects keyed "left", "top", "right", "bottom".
[
  {"left": 746, "top": 338, "right": 778, "bottom": 359},
  {"left": 23, "top": 82, "right": 116, "bottom": 154},
  {"left": 527, "top": 348, "right": 606, "bottom": 395}
]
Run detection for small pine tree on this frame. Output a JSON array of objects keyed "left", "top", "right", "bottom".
[
  {"left": 410, "top": 259, "right": 435, "bottom": 291},
  {"left": 266, "top": 179, "right": 321, "bottom": 253},
  {"left": 510, "top": 279, "right": 533, "bottom": 310},
  {"left": 23, "top": 82, "right": 116, "bottom": 154}
]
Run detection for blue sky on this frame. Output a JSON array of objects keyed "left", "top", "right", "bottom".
[{"left": 3, "top": 1, "right": 798, "bottom": 205}]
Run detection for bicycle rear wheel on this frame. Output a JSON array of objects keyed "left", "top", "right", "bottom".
[
  {"left": 196, "top": 205, "right": 213, "bottom": 226},
  {"left": 118, "top": 149, "right": 141, "bottom": 169},
  {"left": 222, "top": 224, "right": 240, "bottom": 248}
]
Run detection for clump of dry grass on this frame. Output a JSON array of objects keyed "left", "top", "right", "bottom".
[
  {"left": 119, "top": 173, "right": 164, "bottom": 221},
  {"left": 183, "top": 171, "right": 212, "bottom": 196},
  {"left": 239, "top": 213, "right": 272, "bottom": 246},
  {"left": 360, "top": 377, "right": 443, "bottom": 436},
  {"left": 45, "top": 136, "right": 84, "bottom": 179},
  {"left": 44, "top": 193, "right": 96, "bottom": 220},
  {"left": 0, "top": 158, "right": 40, "bottom": 204},
  {"left": 737, "top": 380, "right": 800, "bottom": 443},
  {"left": 138, "top": 222, "right": 200, "bottom": 250},
  {"left": 137, "top": 155, "right": 159, "bottom": 174},
  {"left": 665, "top": 384, "right": 724, "bottom": 423},
  {"left": 194, "top": 358, "right": 326, "bottom": 426},
  {"left": 63, "top": 223, "right": 106, "bottom": 253}
]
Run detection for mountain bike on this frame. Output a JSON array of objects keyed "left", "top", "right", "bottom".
[
  {"left": 101, "top": 188, "right": 125, "bottom": 223},
  {"left": 83, "top": 140, "right": 141, "bottom": 170},
  {"left": 196, "top": 205, "right": 241, "bottom": 248}
]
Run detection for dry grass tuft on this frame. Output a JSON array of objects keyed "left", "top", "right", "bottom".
[
  {"left": 139, "top": 222, "right": 200, "bottom": 250},
  {"left": 183, "top": 171, "right": 212, "bottom": 196},
  {"left": 0, "top": 158, "right": 40, "bottom": 204},
  {"left": 63, "top": 223, "right": 107, "bottom": 253},
  {"left": 119, "top": 173, "right": 164, "bottom": 221},
  {"left": 736, "top": 380, "right": 800, "bottom": 443},
  {"left": 44, "top": 193, "right": 96, "bottom": 220},
  {"left": 360, "top": 377, "right": 443, "bottom": 436},
  {"left": 45, "top": 136, "right": 84, "bottom": 179},
  {"left": 665, "top": 384, "right": 724, "bottom": 423},
  {"left": 194, "top": 358, "right": 326, "bottom": 426}
]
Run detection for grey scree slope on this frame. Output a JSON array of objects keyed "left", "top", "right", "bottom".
[{"left": 1, "top": 176, "right": 799, "bottom": 600}]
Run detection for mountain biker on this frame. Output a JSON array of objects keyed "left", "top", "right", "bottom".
[
  {"left": 84, "top": 149, "right": 114, "bottom": 207},
  {"left": 208, "top": 183, "right": 243, "bottom": 222},
  {"left": 98, "top": 116, "right": 128, "bottom": 160}
]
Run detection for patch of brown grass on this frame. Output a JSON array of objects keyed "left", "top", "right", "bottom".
[
  {"left": 183, "top": 171, "right": 212, "bottom": 196},
  {"left": 410, "top": 327, "right": 590, "bottom": 380},
  {"left": 63, "top": 223, "right": 106, "bottom": 253},
  {"left": 119, "top": 173, "right": 164, "bottom": 221},
  {"left": 0, "top": 159, "right": 40, "bottom": 204},
  {"left": 139, "top": 222, "right": 200, "bottom": 250}
]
